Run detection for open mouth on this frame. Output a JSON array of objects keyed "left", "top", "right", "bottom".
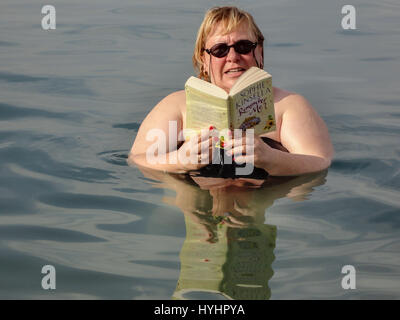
[{"left": 225, "top": 67, "right": 246, "bottom": 74}]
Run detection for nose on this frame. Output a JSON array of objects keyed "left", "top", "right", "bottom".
[{"left": 226, "top": 46, "right": 240, "bottom": 62}]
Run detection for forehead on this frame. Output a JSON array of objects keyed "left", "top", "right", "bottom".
[{"left": 205, "top": 22, "right": 256, "bottom": 45}]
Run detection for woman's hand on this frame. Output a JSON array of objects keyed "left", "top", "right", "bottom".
[
  {"left": 177, "top": 127, "right": 219, "bottom": 171},
  {"left": 224, "top": 131, "right": 276, "bottom": 170}
]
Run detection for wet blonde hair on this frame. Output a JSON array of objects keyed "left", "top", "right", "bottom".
[{"left": 193, "top": 6, "right": 265, "bottom": 81}]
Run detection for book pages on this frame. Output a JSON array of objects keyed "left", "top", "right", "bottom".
[{"left": 185, "top": 86, "right": 230, "bottom": 134}]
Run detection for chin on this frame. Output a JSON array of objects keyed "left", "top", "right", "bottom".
[
  {"left": 220, "top": 83, "right": 233, "bottom": 92},
  {"left": 222, "top": 79, "right": 239, "bottom": 91},
  {"left": 215, "top": 77, "right": 240, "bottom": 92}
]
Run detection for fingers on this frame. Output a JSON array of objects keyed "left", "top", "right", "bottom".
[
  {"left": 225, "top": 142, "right": 255, "bottom": 158},
  {"left": 231, "top": 154, "right": 254, "bottom": 165},
  {"left": 198, "top": 138, "right": 214, "bottom": 164},
  {"left": 223, "top": 130, "right": 257, "bottom": 161},
  {"left": 182, "top": 127, "right": 257, "bottom": 167},
  {"left": 224, "top": 215, "right": 248, "bottom": 227},
  {"left": 224, "top": 134, "right": 254, "bottom": 150},
  {"left": 197, "top": 128, "right": 214, "bottom": 144},
  {"left": 213, "top": 215, "right": 250, "bottom": 228},
  {"left": 183, "top": 129, "right": 218, "bottom": 165},
  {"left": 226, "top": 144, "right": 246, "bottom": 156}
]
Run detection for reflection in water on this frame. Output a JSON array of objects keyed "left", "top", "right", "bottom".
[
  {"left": 176, "top": 210, "right": 276, "bottom": 300},
  {"left": 137, "top": 166, "right": 327, "bottom": 300}
]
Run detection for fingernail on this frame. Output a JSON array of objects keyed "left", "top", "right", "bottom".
[{"left": 209, "top": 126, "right": 215, "bottom": 131}]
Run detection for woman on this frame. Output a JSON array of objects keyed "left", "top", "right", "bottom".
[{"left": 129, "top": 6, "right": 333, "bottom": 176}]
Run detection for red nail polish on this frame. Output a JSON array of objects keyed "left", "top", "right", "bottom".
[{"left": 209, "top": 126, "right": 214, "bottom": 131}]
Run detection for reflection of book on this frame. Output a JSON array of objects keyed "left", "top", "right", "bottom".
[
  {"left": 173, "top": 214, "right": 276, "bottom": 300},
  {"left": 221, "top": 226, "right": 276, "bottom": 300},
  {"left": 185, "top": 67, "right": 276, "bottom": 136}
]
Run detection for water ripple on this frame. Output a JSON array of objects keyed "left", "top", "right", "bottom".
[
  {"left": 122, "top": 25, "right": 171, "bottom": 40},
  {"left": 0, "top": 72, "right": 95, "bottom": 97},
  {"left": 331, "top": 158, "right": 400, "bottom": 189},
  {"left": 97, "top": 150, "right": 129, "bottom": 166},
  {"left": 38, "top": 192, "right": 157, "bottom": 215},
  {"left": 0, "top": 166, "right": 62, "bottom": 215},
  {"left": 0, "top": 102, "right": 76, "bottom": 121},
  {"left": 359, "top": 57, "right": 398, "bottom": 62},
  {"left": 0, "top": 41, "right": 19, "bottom": 47},
  {"left": 0, "top": 225, "right": 104, "bottom": 242},
  {"left": 112, "top": 122, "right": 141, "bottom": 130},
  {"left": 131, "top": 260, "right": 180, "bottom": 270},
  {"left": 336, "top": 29, "right": 378, "bottom": 36},
  {"left": 269, "top": 42, "right": 302, "bottom": 47},
  {"left": 0, "top": 147, "right": 115, "bottom": 183}
]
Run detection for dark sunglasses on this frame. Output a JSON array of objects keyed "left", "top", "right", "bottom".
[{"left": 205, "top": 40, "right": 257, "bottom": 58}]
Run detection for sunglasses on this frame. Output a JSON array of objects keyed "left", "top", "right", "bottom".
[{"left": 205, "top": 40, "right": 257, "bottom": 58}]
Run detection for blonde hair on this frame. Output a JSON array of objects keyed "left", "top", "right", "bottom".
[{"left": 193, "top": 6, "right": 265, "bottom": 81}]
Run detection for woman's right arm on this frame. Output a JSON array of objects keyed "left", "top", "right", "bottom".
[{"left": 128, "top": 91, "right": 213, "bottom": 173}]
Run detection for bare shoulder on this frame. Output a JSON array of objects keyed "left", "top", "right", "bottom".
[
  {"left": 273, "top": 87, "right": 333, "bottom": 160},
  {"left": 165, "top": 89, "right": 185, "bottom": 102},
  {"left": 273, "top": 87, "right": 311, "bottom": 110},
  {"left": 154, "top": 90, "right": 185, "bottom": 113},
  {"left": 273, "top": 86, "right": 293, "bottom": 103},
  {"left": 130, "top": 90, "right": 185, "bottom": 155},
  {"left": 261, "top": 87, "right": 301, "bottom": 141},
  {"left": 140, "top": 90, "right": 186, "bottom": 127},
  {"left": 273, "top": 87, "right": 322, "bottom": 125},
  {"left": 273, "top": 87, "right": 326, "bottom": 129}
]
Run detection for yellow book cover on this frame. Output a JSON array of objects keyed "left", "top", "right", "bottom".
[{"left": 185, "top": 67, "right": 276, "bottom": 137}]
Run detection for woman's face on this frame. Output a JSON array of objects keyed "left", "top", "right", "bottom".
[{"left": 203, "top": 22, "right": 263, "bottom": 92}]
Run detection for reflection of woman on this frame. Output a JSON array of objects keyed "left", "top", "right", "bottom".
[
  {"left": 139, "top": 166, "right": 328, "bottom": 300},
  {"left": 129, "top": 6, "right": 333, "bottom": 176},
  {"left": 172, "top": 180, "right": 277, "bottom": 300}
]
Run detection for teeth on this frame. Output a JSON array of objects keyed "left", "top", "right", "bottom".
[{"left": 226, "top": 68, "right": 243, "bottom": 73}]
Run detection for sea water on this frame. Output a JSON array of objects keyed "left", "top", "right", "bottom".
[{"left": 0, "top": 0, "right": 399, "bottom": 299}]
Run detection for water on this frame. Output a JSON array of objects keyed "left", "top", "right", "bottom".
[{"left": 0, "top": 0, "right": 399, "bottom": 299}]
